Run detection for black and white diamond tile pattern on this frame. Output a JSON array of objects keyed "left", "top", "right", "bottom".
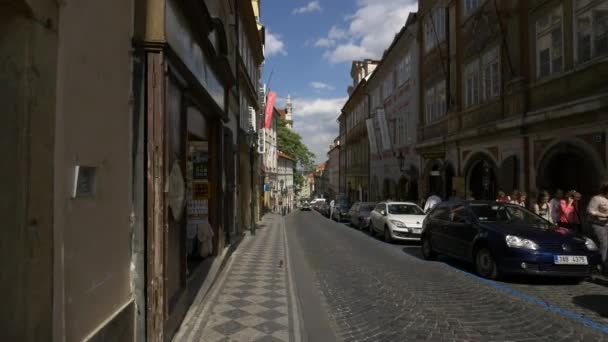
[{"left": 177, "top": 215, "right": 293, "bottom": 342}]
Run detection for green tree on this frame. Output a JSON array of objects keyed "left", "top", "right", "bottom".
[{"left": 276, "top": 118, "right": 315, "bottom": 193}]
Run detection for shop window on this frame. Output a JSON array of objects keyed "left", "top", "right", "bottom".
[
  {"left": 575, "top": 0, "right": 608, "bottom": 63},
  {"left": 536, "top": 5, "right": 563, "bottom": 78}
]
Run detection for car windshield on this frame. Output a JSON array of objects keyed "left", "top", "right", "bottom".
[
  {"left": 337, "top": 201, "right": 350, "bottom": 208},
  {"left": 388, "top": 204, "right": 424, "bottom": 215},
  {"left": 470, "top": 203, "right": 552, "bottom": 226}
]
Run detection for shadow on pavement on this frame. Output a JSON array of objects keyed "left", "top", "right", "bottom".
[{"left": 572, "top": 295, "right": 608, "bottom": 318}]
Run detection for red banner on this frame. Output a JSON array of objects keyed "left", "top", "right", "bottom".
[{"left": 264, "top": 91, "right": 277, "bottom": 129}]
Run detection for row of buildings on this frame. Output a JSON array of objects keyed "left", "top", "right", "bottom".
[
  {"left": 1, "top": 0, "right": 282, "bottom": 341},
  {"left": 261, "top": 99, "right": 297, "bottom": 212},
  {"left": 325, "top": 0, "right": 608, "bottom": 206}
]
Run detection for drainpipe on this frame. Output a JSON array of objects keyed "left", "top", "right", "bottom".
[{"left": 366, "top": 93, "right": 371, "bottom": 202}]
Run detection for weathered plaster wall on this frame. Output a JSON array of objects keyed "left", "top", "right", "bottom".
[
  {"left": 54, "top": 0, "right": 134, "bottom": 340},
  {"left": 0, "top": 3, "right": 58, "bottom": 340}
]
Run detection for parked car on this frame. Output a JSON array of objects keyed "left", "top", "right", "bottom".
[
  {"left": 318, "top": 202, "right": 331, "bottom": 217},
  {"left": 421, "top": 201, "right": 602, "bottom": 281},
  {"left": 331, "top": 200, "right": 351, "bottom": 222},
  {"left": 369, "top": 202, "right": 426, "bottom": 242},
  {"left": 349, "top": 202, "right": 375, "bottom": 229},
  {"left": 300, "top": 202, "right": 311, "bottom": 211}
]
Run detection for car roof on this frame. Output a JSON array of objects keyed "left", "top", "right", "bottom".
[{"left": 383, "top": 201, "right": 419, "bottom": 205}]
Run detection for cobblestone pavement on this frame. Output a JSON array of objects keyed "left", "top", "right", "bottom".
[
  {"left": 174, "top": 214, "right": 300, "bottom": 342},
  {"left": 286, "top": 210, "right": 608, "bottom": 342}
]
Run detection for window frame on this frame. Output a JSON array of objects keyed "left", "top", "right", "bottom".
[
  {"left": 535, "top": 5, "right": 564, "bottom": 79},
  {"left": 424, "top": 5, "right": 447, "bottom": 53},
  {"left": 463, "top": 0, "right": 481, "bottom": 17},
  {"left": 574, "top": 0, "right": 608, "bottom": 64}
]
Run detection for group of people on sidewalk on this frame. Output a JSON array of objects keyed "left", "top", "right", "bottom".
[{"left": 420, "top": 182, "right": 608, "bottom": 276}]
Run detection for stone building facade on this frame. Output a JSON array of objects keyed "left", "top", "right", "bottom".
[
  {"left": 368, "top": 14, "right": 421, "bottom": 202},
  {"left": 417, "top": 0, "right": 608, "bottom": 202}
]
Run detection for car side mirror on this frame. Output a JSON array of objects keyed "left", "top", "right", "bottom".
[{"left": 381, "top": 210, "right": 387, "bottom": 216}]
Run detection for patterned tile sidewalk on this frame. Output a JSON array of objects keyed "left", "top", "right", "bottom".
[{"left": 173, "top": 214, "right": 301, "bottom": 342}]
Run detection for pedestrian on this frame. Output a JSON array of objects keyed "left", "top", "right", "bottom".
[
  {"left": 424, "top": 193, "right": 442, "bottom": 213},
  {"left": 587, "top": 181, "right": 608, "bottom": 275},
  {"left": 514, "top": 191, "right": 528, "bottom": 207},
  {"left": 329, "top": 199, "right": 335, "bottom": 219},
  {"left": 496, "top": 190, "right": 510, "bottom": 203},
  {"left": 509, "top": 190, "right": 521, "bottom": 205},
  {"left": 559, "top": 190, "right": 580, "bottom": 231},
  {"left": 534, "top": 190, "right": 553, "bottom": 223},
  {"left": 550, "top": 189, "right": 564, "bottom": 225}
]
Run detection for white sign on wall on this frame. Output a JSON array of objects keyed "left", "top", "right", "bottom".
[
  {"left": 366, "top": 119, "right": 379, "bottom": 156},
  {"left": 377, "top": 109, "right": 391, "bottom": 150}
]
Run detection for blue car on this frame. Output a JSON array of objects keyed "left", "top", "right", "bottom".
[{"left": 421, "top": 201, "right": 602, "bottom": 281}]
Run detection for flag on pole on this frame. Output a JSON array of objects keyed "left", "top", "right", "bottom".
[{"left": 264, "top": 91, "right": 277, "bottom": 129}]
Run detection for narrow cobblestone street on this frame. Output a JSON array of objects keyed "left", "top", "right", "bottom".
[
  {"left": 174, "top": 210, "right": 608, "bottom": 342},
  {"left": 287, "top": 210, "right": 608, "bottom": 342},
  {"left": 174, "top": 214, "right": 301, "bottom": 342}
]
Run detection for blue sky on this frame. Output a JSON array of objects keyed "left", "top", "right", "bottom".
[{"left": 261, "top": 0, "right": 418, "bottom": 163}]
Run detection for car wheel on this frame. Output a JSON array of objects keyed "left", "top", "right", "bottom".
[
  {"left": 421, "top": 236, "right": 437, "bottom": 261},
  {"left": 384, "top": 226, "right": 393, "bottom": 243},
  {"left": 475, "top": 248, "right": 499, "bottom": 280}
]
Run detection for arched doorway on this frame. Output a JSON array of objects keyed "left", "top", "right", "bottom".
[
  {"left": 499, "top": 155, "right": 519, "bottom": 194},
  {"left": 466, "top": 154, "right": 498, "bottom": 200},
  {"left": 537, "top": 141, "right": 606, "bottom": 201},
  {"left": 428, "top": 160, "right": 443, "bottom": 196}
]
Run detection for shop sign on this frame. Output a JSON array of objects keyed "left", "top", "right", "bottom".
[{"left": 192, "top": 180, "right": 209, "bottom": 200}]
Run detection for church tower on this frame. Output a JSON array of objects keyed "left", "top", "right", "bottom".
[{"left": 285, "top": 94, "right": 293, "bottom": 129}]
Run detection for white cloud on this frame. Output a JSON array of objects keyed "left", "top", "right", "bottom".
[
  {"left": 292, "top": 1, "right": 322, "bottom": 15},
  {"left": 314, "top": 38, "right": 335, "bottom": 48},
  {"left": 323, "top": 44, "right": 373, "bottom": 64},
  {"left": 309, "top": 81, "right": 335, "bottom": 91},
  {"left": 317, "top": 0, "right": 418, "bottom": 63},
  {"left": 266, "top": 29, "right": 287, "bottom": 57},
  {"left": 291, "top": 96, "right": 346, "bottom": 163},
  {"left": 328, "top": 26, "right": 347, "bottom": 40}
]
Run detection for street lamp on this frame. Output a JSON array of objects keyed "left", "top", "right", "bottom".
[{"left": 247, "top": 128, "right": 257, "bottom": 235}]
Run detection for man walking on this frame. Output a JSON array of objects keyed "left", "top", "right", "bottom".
[
  {"left": 329, "top": 199, "right": 336, "bottom": 220},
  {"left": 424, "top": 193, "right": 442, "bottom": 213}
]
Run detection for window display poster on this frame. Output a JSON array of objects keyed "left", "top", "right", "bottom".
[
  {"left": 193, "top": 180, "right": 209, "bottom": 200},
  {"left": 193, "top": 161, "right": 208, "bottom": 180}
]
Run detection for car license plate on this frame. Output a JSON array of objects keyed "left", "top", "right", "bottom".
[
  {"left": 413, "top": 228, "right": 421, "bottom": 234},
  {"left": 553, "top": 255, "right": 588, "bottom": 265}
]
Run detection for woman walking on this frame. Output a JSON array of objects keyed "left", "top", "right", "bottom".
[
  {"left": 550, "top": 189, "right": 564, "bottom": 225},
  {"left": 496, "top": 190, "right": 510, "bottom": 203},
  {"left": 587, "top": 182, "right": 608, "bottom": 275},
  {"left": 511, "top": 191, "right": 527, "bottom": 207},
  {"left": 534, "top": 190, "right": 553, "bottom": 223},
  {"left": 559, "top": 191, "right": 580, "bottom": 231}
]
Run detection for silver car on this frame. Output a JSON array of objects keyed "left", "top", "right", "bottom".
[{"left": 369, "top": 201, "right": 427, "bottom": 243}]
